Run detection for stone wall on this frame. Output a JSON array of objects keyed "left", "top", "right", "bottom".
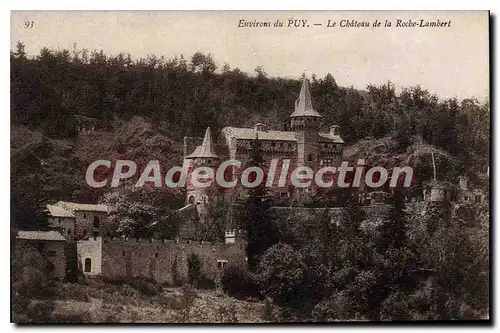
[
  {"left": 77, "top": 236, "right": 102, "bottom": 275},
  {"left": 48, "top": 216, "right": 76, "bottom": 239},
  {"left": 73, "top": 210, "right": 113, "bottom": 238},
  {"left": 16, "top": 239, "right": 67, "bottom": 279},
  {"left": 90, "top": 238, "right": 247, "bottom": 285}
]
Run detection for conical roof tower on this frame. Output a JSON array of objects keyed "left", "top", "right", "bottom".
[
  {"left": 186, "top": 127, "right": 218, "bottom": 159},
  {"left": 290, "top": 77, "right": 323, "bottom": 118}
]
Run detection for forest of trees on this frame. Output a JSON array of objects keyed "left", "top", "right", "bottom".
[
  {"left": 11, "top": 42, "right": 490, "bottom": 321},
  {"left": 11, "top": 41, "right": 489, "bottom": 169},
  {"left": 10, "top": 42, "right": 489, "bottom": 223}
]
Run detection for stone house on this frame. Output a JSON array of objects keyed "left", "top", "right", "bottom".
[
  {"left": 457, "top": 176, "right": 487, "bottom": 204},
  {"left": 51, "top": 201, "right": 113, "bottom": 239},
  {"left": 423, "top": 179, "right": 453, "bottom": 202},
  {"left": 47, "top": 204, "right": 76, "bottom": 239},
  {"left": 16, "top": 230, "right": 67, "bottom": 279}
]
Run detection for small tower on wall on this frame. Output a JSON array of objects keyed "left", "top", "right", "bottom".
[
  {"left": 290, "top": 76, "right": 323, "bottom": 169},
  {"left": 185, "top": 127, "right": 219, "bottom": 222}
]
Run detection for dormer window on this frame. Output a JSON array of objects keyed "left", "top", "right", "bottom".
[
  {"left": 254, "top": 123, "right": 267, "bottom": 131},
  {"left": 330, "top": 125, "right": 339, "bottom": 136}
]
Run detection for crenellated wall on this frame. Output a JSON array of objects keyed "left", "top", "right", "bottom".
[{"left": 77, "top": 237, "right": 247, "bottom": 285}]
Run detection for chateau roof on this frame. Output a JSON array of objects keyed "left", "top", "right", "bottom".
[
  {"left": 17, "top": 230, "right": 66, "bottom": 242},
  {"left": 46, "top": 204, "right": 75, "bottom": 218},
  {"left": 54, "top": 201, "right": 108, "bottom": 213},
  {"left": 423, "top": 179, "right": 454, "bottom": 189},
  {"left": 222, "top": 127, "right": 297, "bottom": 141},
  {"left": 186, "top": 127, "right": 219, "bottom": 159},
  {"left": 290, "top": 77, "right": 323, "bottom": 118},
  {"left": 318, "top": 132, "right": 345, "bottom": 144}
]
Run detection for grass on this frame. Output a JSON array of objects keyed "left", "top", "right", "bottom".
[{"left": 16, "top": 279, "right": 268, "bottom": 323}]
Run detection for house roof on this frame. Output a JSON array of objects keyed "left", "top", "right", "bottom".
[
  {"left": 423, "top": 179, "right": 454, "bottom": 189},
  {"left": 290, "top": 78, "right": 323, "bottom": 118},
  {"left": 318, "top": 132, "right": 345, "bottom": 144},
  {"left": 186, "top": 127, "right": 219, "bottom": 159},
  {"left": 46, "top": 204, "right": 75, "bottom": 218},
  {"left": 54, "top": 201, "right": 108, "bottom": 213},
  {"left": 222, "top": 127, "right": 344, "bottom": 144},
  {"left": 17, "top": 230, "right": 66, "bottom": 242},
  {"left": 222, "top": 127, "right": 298, "bottom": 142}
]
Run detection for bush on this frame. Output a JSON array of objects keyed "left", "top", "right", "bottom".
[
  {"left": 129, "top": 277, "right": 161, "bottom": 296},
  {"left": 220, "top": 265, "right": 261, "bottom": 300},
  {"left": 198, "top": 275, "right": 216, "bottom": 290},
  {"left": 12, "top": 244, "right": 58, "bottom": 322},
  {"left": 187, "top": 253, "right": 202, "bottom": 286},
  {"left": 55, "top": 283, "right": 91, "bottom": 302}
]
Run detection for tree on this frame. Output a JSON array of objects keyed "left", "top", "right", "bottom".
[
  {"left": 12, "top": 244, "right": 57, "bottom": 322},
  {"left": 200, "top": 198, "right": 233, "bottom": 242},
  {"left": 243, "top": 138, "right": 278, "bottom": 270},
  {"left": 190, "top": 52, "right": 217, "bottom": 74},
  {"left": 255, "top": 65, "right": 267, "bottom": 79},
  {"left": 187, "top": 253, "right": 202, "bottom": 287},
  {"left": 377, "top": 188, "right": 408, "bottom": 252},
  {"left": 101, "top": 186, "right": 183, "bottom": 238},
  {"left": 253, "top": 243, "right": 309, "bottom": 309}
]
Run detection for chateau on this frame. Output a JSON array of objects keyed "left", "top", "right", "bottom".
[
  {"left": 183, "top": 77, "right": 345, "bottom": 211},
  {"left": 14, "top": 75, "right": 487, "bottom": 286}
]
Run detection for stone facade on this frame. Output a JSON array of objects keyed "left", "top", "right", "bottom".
[
  {"left": 16, "top": 231, "right": 67, "bottom": 280},
  {"left": 77, "top": 236, "right": 102, "bottom": 275},
  {"left": 51, "top": 201, "right": 114, "bottom": 239},
  {"left": 183, "top": 77, "right": 345, "bottom": 212},
  {"left": 77, "top": 236, "right": 247, "bottom": 284}
]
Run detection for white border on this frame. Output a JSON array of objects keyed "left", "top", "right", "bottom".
[{"left": 2, "top": 1, "right": 496, "bottom": 332}]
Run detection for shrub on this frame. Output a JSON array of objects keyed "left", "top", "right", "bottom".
[
  {"left": 220, "top": 265, "right": 261, "bottom": 300},
  {"left": 55, "top": 283, "right": 91, "bottom": 302},
  {"left": 198, "top": 275, "right": 216, "bottom": 290},
  {"left": 129, "top": 277, "right": 161, "bottom": 297},
  {"left": 12, "top": 244, "right": 58, "bottom": 322},
  {"left": 187, "top": 253, "right": 202, "bottom": 286}
]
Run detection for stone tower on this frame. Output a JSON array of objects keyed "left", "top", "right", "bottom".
[
  {"left": 185, "top": 127, "right": 219, "bottom": 222},
  {"left": 290, "top": 77, "right": 323, "bottom": 169}
]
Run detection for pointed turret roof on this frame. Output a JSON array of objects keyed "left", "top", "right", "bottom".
[
  {"left": 186, "top": 127, "right": 218, "bottom": 159},
  {"left": 290, "top": 77, "right": 322, "bottom": 118}
]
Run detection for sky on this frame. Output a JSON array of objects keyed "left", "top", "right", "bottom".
[{"left": 11, "top": 10, "right": 489, "bottom": 101}]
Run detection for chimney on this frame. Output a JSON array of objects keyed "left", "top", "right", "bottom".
[
  {"left": 330, "top": 125, "right": 339, "bottom": 136},
  {"left": 459, "top": 176, "right": 468, "bottom": 190}
]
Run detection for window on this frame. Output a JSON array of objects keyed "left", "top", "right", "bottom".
[
  {"left": 217, "top": 260, "right": 229, "bottom": 269},
  {"left": 47, "top": 250, "right": 57, "bottom": 257},
  {"left": 322, "top": 158, "right": 332, "bottom": 166},
  {"left": 46, "top": 261, "right": 55, "bottom": 274},
  {"left": 84, "top": 258, "right": 91, "bottom": 272},
  {"left": 122, "top": 251, "right": 126, "bottom": 256},
  {"left": 155, "top": 252, "right": 158, "bottom": 258},
  {"left": 93, "top": 216, "right": 100, "bottom": 228},
  {"left": 308, "top": 154, "right": 313, "bottom": 162}
]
